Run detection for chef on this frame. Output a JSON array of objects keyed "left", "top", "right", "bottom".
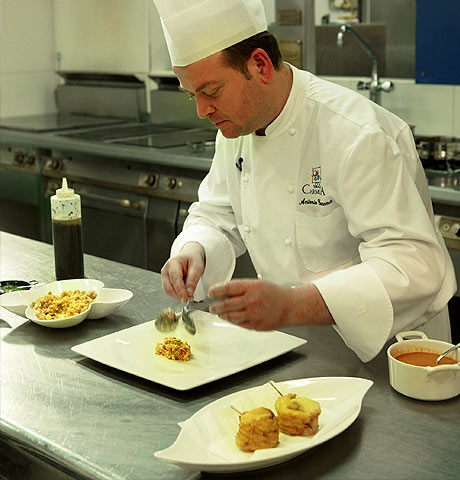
[{"left": 152, "top": 0, "right": 456, "bottom": 362}]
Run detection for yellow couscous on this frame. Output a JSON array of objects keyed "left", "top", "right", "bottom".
[
  {"left": 155, "top": 337, "right": 191, "bottom": 361},
  {"left": 30, "top": 289, "right": 97, "bottom": 320}
]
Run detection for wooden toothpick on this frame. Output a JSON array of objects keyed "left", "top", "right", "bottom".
[
  {"left": 231, "top": 405, "right": 243, "bottom": 416},
  {"left": 269, "top": 381, "right": 284, "bottom": 397}
]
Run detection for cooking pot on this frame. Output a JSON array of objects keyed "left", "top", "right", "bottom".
[{"left": 387, "top": 331, "right": 460, "bottom": 401}]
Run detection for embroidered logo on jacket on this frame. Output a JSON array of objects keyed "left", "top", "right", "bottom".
[{"left": 299, "top": 167, "right": 332, "bottom": 206}]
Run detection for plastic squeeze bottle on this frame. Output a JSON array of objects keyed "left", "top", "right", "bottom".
[{"left": 50, "top": 178, "right": 84, "bottom": 280}]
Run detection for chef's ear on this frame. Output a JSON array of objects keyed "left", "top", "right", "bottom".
[{"left": 248, "top": 48, "right": 274, "bottom": 84}]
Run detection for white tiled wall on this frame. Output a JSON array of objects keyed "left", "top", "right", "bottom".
[
  {"left": 319, "top": 76, "right": 460, "bottom": 137},
  {"left": 0, "top": 0, "right": 459, "bottom": 137},
  {"left": 0, "top": 0, "right": 58, "bottom": 118},
  {"left": 453, "top": 86, "right": 460, "bottom": 137}
]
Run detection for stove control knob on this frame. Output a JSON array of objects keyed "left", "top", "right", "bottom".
[
  {"left": 14, "top": 152, "right": 25, "bottom": 164},
  {"left": 450, "top": 223, "right": 460, "bottom": 237},
  {"left": 145, "top": 173, "right": 158, "bottom": 187},
  {"left": 44, "top": 158, "right": 60, "bottom": 170},
  {"left": 164, "top": 176, "right": 177, "bottom": 190},
  {"left": 24, "top": 154, "right": 35, "bottom": 165}
]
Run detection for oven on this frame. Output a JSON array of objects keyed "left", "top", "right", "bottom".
[
  {"left": 0, "top": 113, "right": 128, "bottom": 241},
  {"left": 0, "top": 144, "right": 43, "bottom": 240},
  {"left": 419, "top": 135, "right": 460, "bottom": 343},
  {"left": 433, "top": 201, "right": 460, "bottom": 343}
]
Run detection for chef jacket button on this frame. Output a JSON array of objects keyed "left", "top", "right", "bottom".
[
  {"left": 288, "top": 185, "right": 295, "bottom": 193},
  {"left": 244, "top": 225, "right": 251, "bottom": 233},
  {"left": 285, "top": 238, "right": 292, "bottom": 245},
  {"left": 242, "top": 175, "right": 249, "bottom": 183},
  {"left": 289, "top": 128, "right": 296, "bottom": 136}
]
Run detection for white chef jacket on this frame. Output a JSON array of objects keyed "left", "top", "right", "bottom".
[{"left": 171, "top": 65, "right": 456, "bottom": 362}]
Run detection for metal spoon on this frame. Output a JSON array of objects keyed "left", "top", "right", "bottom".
[
  {"left": 181, "top": 300, "right": 196, "bottom": 335},
  {"left": 155, "top": 301, "right": 196, "bottom": 335},
  {"left": 155, "top": 307, "right": 178, "bottom": 333},
  {"left": 435, "top": 342, "right": 460, "bottom": 365}
]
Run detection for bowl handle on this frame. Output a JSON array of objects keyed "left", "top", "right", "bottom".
[
  {"left": 395, "top": 330, "right": 428, "bottom": 342},
  {"left": 424, "top": 364, "right": 460, "bottom": 377}
]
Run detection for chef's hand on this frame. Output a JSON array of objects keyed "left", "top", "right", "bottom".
[
  {"left": 161, "top": 242, "right": 205, "bottom": 303},
  {"left": 208, "top": 279, "right": 334, "bottom": 330}
]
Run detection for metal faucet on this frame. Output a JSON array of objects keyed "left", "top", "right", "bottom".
[{"left": 337, "top": 24, "right": 394, "bottom": 105}]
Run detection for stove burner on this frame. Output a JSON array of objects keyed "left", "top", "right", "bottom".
[
  {"left": 63, "top": 123, "right": 180, "bottom": 141},
  {"left": 116, "top": 130, "right": 216, "bottom": 149}
]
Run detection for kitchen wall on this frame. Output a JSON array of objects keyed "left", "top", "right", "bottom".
[
  {"left": 319, "top": 76, "right": 460, "bottom": 137},
  {"left": 0, "top": 0, "right": 57, "bottom": 118},
  {"left": 0, "top": 0, "right": 459, "bottom": 138}
]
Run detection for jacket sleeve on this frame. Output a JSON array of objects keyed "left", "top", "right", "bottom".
[
  {"left": 312, "top": 127, "right": 456, "bottom": 362},
  {"left": 170, "top": 137, "right": 247, "bottom": 300}
]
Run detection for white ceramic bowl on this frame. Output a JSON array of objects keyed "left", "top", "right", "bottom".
[
  {"left": 0, "top": 279, "right": 133, "bottom": 328},
  {"left": 387, "top": 331, "right": 460, "bottom": 401}
]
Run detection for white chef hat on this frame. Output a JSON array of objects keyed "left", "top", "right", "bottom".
[{"left": 152, "top": 0, "right": 268, "bottom": 67}]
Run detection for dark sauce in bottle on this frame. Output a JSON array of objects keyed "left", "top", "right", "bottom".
[{"left": 52, "top": 218, "right": 84, "bottom": 280}]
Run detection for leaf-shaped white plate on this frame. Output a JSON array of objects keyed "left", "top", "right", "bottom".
[
  {"left": 71, "top": 312, "right": 307, "bottom": 390},
  {"left": 154, "top": 376, "right": 373, "bottom": 472},
  {"left": 0, "top": 279, "right": 132, "bottom": 328}
]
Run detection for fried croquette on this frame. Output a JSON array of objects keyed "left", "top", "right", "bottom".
[
  {"left": 235, "top": 407, "right": 279, "bottom": 452},
  {"left": 275, "top": 393, "right": 321, "bottom": 436}
]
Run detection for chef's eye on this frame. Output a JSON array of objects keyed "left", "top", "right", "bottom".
[
  {"left": 203, "top": 88, "right": 220, "bottom": 98},
  {"left": 178, "top": 87, "right": 195, "bottom": 101}
]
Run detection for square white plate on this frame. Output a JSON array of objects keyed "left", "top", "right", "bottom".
[
  {"left": 71, "top": 311, "right": 306, "bottom": 390},
  {"left": 154, "top": 377, "right": 373, "bottom": 472}
]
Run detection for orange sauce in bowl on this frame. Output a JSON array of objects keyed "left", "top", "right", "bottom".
[{"left": 394, "top": 351, "right": 458, "bottom": 367}]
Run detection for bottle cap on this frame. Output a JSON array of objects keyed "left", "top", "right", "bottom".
[
  {"left": 56, "top": 177, "right": 75, "bottom": 198},
  {"left": 50, "top": 178, "right": 81, "bottom": 221}
]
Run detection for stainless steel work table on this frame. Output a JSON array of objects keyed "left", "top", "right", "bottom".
[{"left": 1, "top": 232, "right": 459, "bottom": 480}]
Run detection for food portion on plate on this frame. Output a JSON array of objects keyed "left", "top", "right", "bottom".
[
  {"left": 0, "top": 279, "right": 133, "bottom": 328},
  {"left": 275, "top": 393, "right": 321, "bottom": 437},
  {"left": 155, "top": 336, "right": 191, "bottom": 361},
  {"left": 154, "top": 377, "right": 373, "bottom": 473},
  {"left": 0, "top": 280, "right": 34, "bottom": 295},
  {"left": 235, "top": 407, "right": 279, "bottom": 452},
  {"left": 233, "top": 382, "right": 322, "bottom": 452},
  {"left": 30, "top": 289, "right": 97, "bottom": 320},
  {"left": 72, "top": 312, "right": 307, "bottom": 390}
]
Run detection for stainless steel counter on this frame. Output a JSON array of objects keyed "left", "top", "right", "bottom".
[
  {"left": 1, "top": 231, "right": 459, "bottom": 480},
  {"left": 2, "top": 126, "right": 460, "bottom": 207},
  {"left": 0, "top": 127, "right": 213, "bottom": 172}
]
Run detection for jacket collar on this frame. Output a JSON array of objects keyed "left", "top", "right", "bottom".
[{"left": 261, "top": 64, "right": 303, "bottom": 137}]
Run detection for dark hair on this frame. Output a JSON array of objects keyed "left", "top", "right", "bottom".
[{"left": 222, "top": 31, "right": 283, "bottom": 79}]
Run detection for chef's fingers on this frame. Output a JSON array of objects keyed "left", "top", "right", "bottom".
[
  {"left": 216, "top": 310, "right": 272, "bottom": 330},
  {"left": 209, "top": 293, "right": 246, "bottom": 316},
  {"left": 161, "top": 260, "right": 187, "bottom": 302},
  {"left": 183, "top": 262, "right": 203, "bottom": 301},
  {"left": 179, "top": 242, "right": 206, "bottom": 302},
  {"left": 208, "top": 279, "right": 252, "bottom": 299}
]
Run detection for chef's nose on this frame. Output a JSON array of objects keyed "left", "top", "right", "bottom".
[{"left": 195, "top": 96, "right": 216, "bottom": 119}]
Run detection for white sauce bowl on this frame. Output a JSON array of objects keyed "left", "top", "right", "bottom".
[{"left": 387, "top": 331, "right": 460, "bottom": 401}]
